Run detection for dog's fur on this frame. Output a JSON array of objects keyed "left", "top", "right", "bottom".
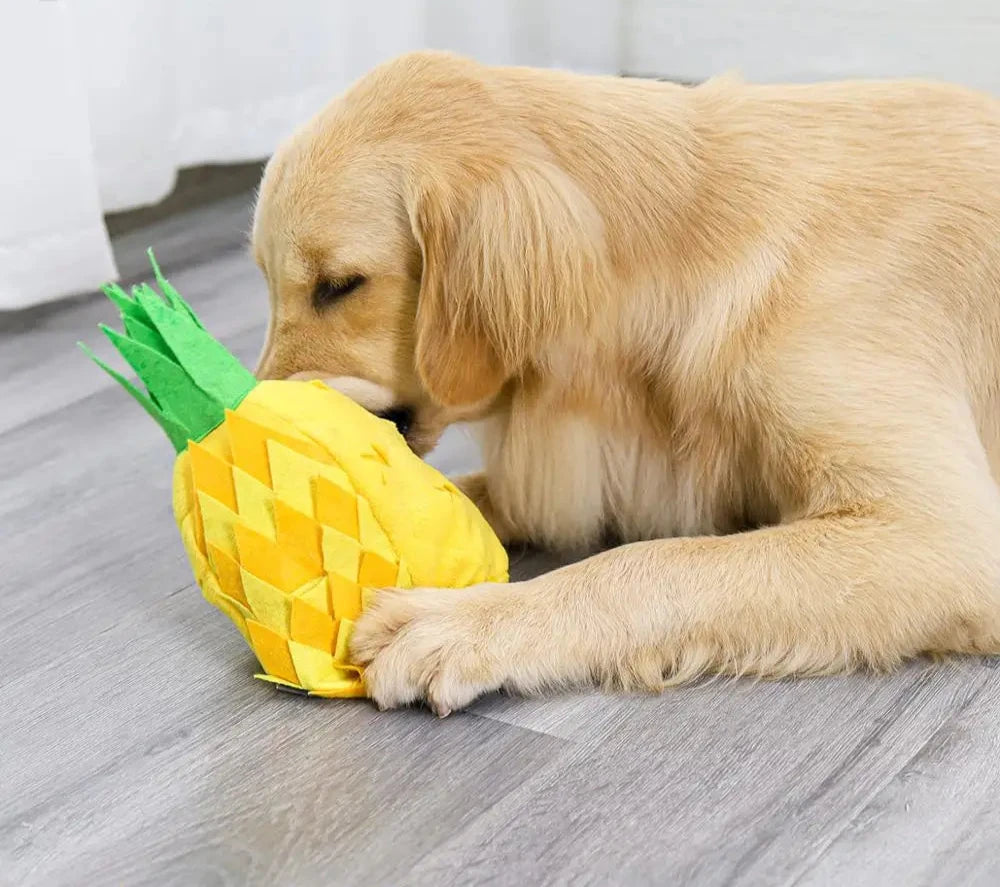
[{"left": 252, "top": 50, "right": 1000, "bottom": 715}]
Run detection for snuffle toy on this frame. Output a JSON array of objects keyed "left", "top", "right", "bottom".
[{"left": 82, "top": 251, "right": 507, "bottom": 697}]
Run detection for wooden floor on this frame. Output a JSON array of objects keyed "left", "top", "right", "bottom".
[{"left": 3, "top": 194, "right": 1000, "bottom": 887}]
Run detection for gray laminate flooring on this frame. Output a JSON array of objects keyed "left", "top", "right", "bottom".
[{"left": 2, "top": 192, "right": 999, "bottom": 887}]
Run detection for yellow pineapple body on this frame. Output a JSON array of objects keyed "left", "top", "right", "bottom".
[
  {"left": 172, "top": 379, "right": 508, "bottom": 697},
  {"left": 85, "top": 253, "right": 506, "bottom": 697}
]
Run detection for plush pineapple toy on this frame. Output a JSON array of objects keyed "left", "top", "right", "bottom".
[{"left": 82, "top": 251, "right": 508, "bottom": 697}]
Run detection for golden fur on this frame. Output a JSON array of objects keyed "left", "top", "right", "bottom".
[{"left": 252, "top": 50, "right": 1000, "bottom": 715}]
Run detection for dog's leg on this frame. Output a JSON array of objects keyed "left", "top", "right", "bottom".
[
  {"left": 352, "top": 425, "right": 1000, "bottom": 715},
  {"left": 352, "top": 507, "right": 1000, "bottom": 714}
]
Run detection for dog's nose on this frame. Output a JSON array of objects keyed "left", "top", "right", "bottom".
[{"left": 376, "top": 406, "right": 414, "bottom": 437}]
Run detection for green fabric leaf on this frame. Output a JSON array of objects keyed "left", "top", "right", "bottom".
[
  {"left": 132, "top": 288, "right": 257, "bottom": 409},
  {"left": 78, "top": 343, "right": 190, "bottom": 452},
  {"left": 131, "top": 283, "right": 160, "bottom": 307},
  {"left": 83, "top": 249, "right": 258, "bottom": 452},
  {"left": 102, "top": 283, "right": 146, "bottom": 322},
  {"left": 148, "top": 247, "right": 205, "bottom": 329},
  {"left": 100, "top": 325, "right": 225, "bottom": 439},
  {"left": 122, "top": 313, "right": 174, "bottom": 360}
]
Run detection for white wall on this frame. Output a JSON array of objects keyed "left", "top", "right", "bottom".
[{"left": 623, "top": 0, "right": 1000, "bottom": 91}]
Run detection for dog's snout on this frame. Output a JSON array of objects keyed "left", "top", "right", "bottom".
[{"left": 377, "top": 406, "right": 415, "bottom": 437}]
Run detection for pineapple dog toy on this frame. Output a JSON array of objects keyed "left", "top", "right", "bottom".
[{"left": 82, "top": 251, "right": 508, "bottom": 697}]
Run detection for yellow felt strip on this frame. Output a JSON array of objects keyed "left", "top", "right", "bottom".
[
  {"left": 328, "top": 572, "right": 362, "bottom": 620},
  {"left": 177, "top": 506, "right": 204, "bottom": 574},
  {"left": 295, "top": 575, "right": 330, "bottom": 611},
  {"left": 207, "top": 543, "right": 249, "bottom": 607},
  {"left": 187, "top": 441, "right": 237, "bottom": 512},
  {"left": 358, "top": 551, "right": 399, "bottom": 589},
  {"left": 240, "top": 568, "right": 292, "bottom": 635},
  {"left": 197, "top": 492, "right": 239, "bottom": 561},
  {"left": 309, "top": 684, "right": 367, "bottom": 699},
  {"left": 266, "top": 441, "right": 320, "bottom": 517},
  {"left": 173, "top": 455, "right": 206, "bottom": 558},
  {"left": 333, "top": 617, "right": 356, "bottom": 663},
  {"left": 266, "top": 439, "right": 355, "bottom": 513},
  {"left": 172, "top": 453, "right": 195, "bottom": 525},
  {"left": 232, "top": 466, "right": 276, "bottom": 539},
  {"left": 198, "top": 418, "right": 233, "bottom": 460},
  {"left": 273, "top": 499, "right": 322, "bottom": 569},
  {"left": 254, "top": 673, "right": 303, "bottom": 689},
  {"left": 356, "top": 497, "right": 396, "bottom": 564},
  {"left": 193, "top": 555, "right": 251, "bottom": 645},
  {"left": 368, "top": 441, "right": 391, "bottom": 465},
  {"left": 313, "top": 475, "right": 359, "bottom": 539},
  {"left": 288, "top": 640, "right": 341, "bottom": 689},
  {"left": 210, "top": 587, "right": 254, "bottom": 629},
  {"left": 235, "top": 522, "right": 321, "bottom": 594},
  {"left": 224, "top": 409, "right": 274, "bottom": 486},
  {"left": 309, "top": 674, "right": 367, "bottom": 698},
  {"left": 181, "top": 529, "right": 208, "bottom": 576},
  {"left": 307, "top": 663, "right": 365, "bottom": 694},
  {"left": 233, "top": 397, "right": 324, "bottom": 456},
  {"left": 217, "top": 591, "right": 254, "bottom": 630},
  {"left": 191, "top": 494, "right": 206, "bottom": 560},
  {"left": 396, "top": 560, "right": 413, "bottom": 589},
  {"left": 246, "top": 620, "right": 299, "bottom": 685},
  {"left": 290, "top": 596, "right": 336, "bottom": 652},
  {"left": 320, "top": 525, "right": 362, "bottom": 583},
  {"left": 325, "top": 662, "right": 362, "bottom": 677},
  {"left": 203, "top": 589, "right": 252, "bottom": 646}
]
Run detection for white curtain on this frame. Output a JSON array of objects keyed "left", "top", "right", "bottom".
[
  {"left": 3, "top": 0, "right": 999, "bottom": 310},
  {"left": 0, "top": 0, "right": 620, "bottom": 310}
]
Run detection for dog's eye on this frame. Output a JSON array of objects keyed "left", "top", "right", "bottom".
[{"left": 312, "top": 275, "right": 365, "bottom": 310}]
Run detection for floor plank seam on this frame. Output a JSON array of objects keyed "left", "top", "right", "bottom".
[
  {"left": 468, "top": 707, "right": 579, "bottom": 743},
  {"left": 399, "top": 716, "right": 578, "bottom": 880}
]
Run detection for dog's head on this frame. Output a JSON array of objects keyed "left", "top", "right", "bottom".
[{"left": 252, "top": 51, "right": 605, "bottom": 454}]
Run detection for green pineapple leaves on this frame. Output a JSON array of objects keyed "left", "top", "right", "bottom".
[{"left": 80, "top": 248, "right": 257, "bottom": 452}]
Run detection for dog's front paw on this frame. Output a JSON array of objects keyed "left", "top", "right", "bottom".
[{"left": 350, "top": 584, "right": 515, "bottom": 716}]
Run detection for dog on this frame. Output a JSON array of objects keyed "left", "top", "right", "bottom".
[{"left": 252, "top": 50, "right": 1000, "bottom": 716}]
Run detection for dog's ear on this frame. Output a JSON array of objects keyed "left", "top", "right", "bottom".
[{"left": 407, "top": 162, "right": 605, "bottom": 407}]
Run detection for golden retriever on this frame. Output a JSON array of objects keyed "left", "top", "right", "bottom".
[{"left": 252, "top": 50, "right": 1000, "bottom": 716}]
